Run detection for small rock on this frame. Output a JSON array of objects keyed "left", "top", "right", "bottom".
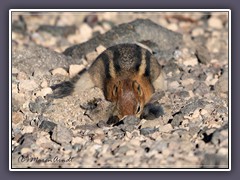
[
  {"left": 141, "top": 119, "right": 162, "bottom": 129},
  {"left": 35, "top": 87, "right": 53, "bottom": 97},
  {"left": 51, "top": 68, "right": 68, "bottom": 76},
  {"left": 38, "top": 119, "right": 57, "bottom": 132},
  {"left": 51, "top": 125, "right": 73, "bottom": 145},
  {"left": 195, "top": 45, "right": 211, "bottom": 64},
  {"left": 183, "top": 57, "right": 198, "bottom": 66},
  {"left": 192, "top": 28, "right": 204, "bottom": 37},
  {"left": 40, "top": 79, "right": 48, "bottom": 88},
  {"left": 96, "top": 45, "right": 106, "bottom": 55},
  {"left": 37, "top": 25, "right": 77, "bottom": 37},
  {"left": 18, "top": 80, "right": 38, "bottom": 92},
  {"left": 29, "top": 96, "right": 49, "bottom": 113},
  {"left": 79, "top": 23, "right": 93, "bottom": 41},
  {"left": 72, "top": 137, "right": 85, "bottom": 145},
  {"left": 215, "top": 70, "right": 228, "bottom": 94},
  {"left": 22, "top": 126, "right": 35, "bottom": 134},
  {"left": 208, "top": 17, "right": 223, "bottom": 29},
  {"left": 69, "top": 64, "right": 85, "bottom": 78},
  {"left": 86, "top": 51, "right": 98, "bottom": 62},
  {"left": 159, "top": 124, "right": 173, "bottom": 133},
  {"left": 169, "top": 81, "right": 180, "bottom": 89},
  {"left": 20, "top": 147, "right": 31, "bottom": 155},
  {"left": 12, "top": 111, "right": 24, "bottom": 124},
  {"left": 123, "top": 116, "right": 141, "bottom": 126},
  {"left": 17, "top": 71, "right": 29, "bottom": 80},
  {"left": 140, "top": 127, "right": 158, "bottom": 136}
]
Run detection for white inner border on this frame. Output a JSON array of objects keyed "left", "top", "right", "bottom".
[{"left": 9, "top": 9, "right": 231, "bottom": 172}]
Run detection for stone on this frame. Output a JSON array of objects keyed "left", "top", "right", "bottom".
[
  {"left": 140, "top": 127, "right": 159, "bottom": 136},
  {"left": 141, "top": 119, "right": 163, "bottom": 129},
  {"left": 18, "top": 80, "right": 38, "bottom": 92},
  {"left": 38, "top": 119, "right": 57, "bottom": 132},
  {"left": 51, "top": 68, "right": 68, "bottom": 76},
  {"left": 51, "top": 125, "right": 73, "bottom": 145},
  {"left": 192, "top": 28, "right": 204, "bottom": 37},
  {"left": 96, "top": 45, "right": 106, "bottom": 55},
  {"left": 35, "top": 87, "right": 53, "bottom": 97},
  {"left": 208, "top": 17, "right": 223, "bottom": 29},
  {"left": 183, "top": 57, "right": 198, "bottom": 66},
  {"left": 215, "top": 70, "right": 228, "bottom": 94},
  {"left": 159, "top": 124, "right": 173, "bottom": 133},
  {"left": 195, "top": 45, "right": 211, "bottom": 64},
  {"left": 12, "top": 111, "right": 24, "bottom": 124},
  {"left": 69, "top": 64, "right": 85, "bottom": 78}
]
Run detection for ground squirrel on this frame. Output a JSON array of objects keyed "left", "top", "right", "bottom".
[{"left": 52, "top": 43, "right": 166, "bottom": 120}]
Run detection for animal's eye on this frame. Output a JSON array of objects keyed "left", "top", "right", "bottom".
[
  {"left": 133, "top": 81, "right": 143, "bottom": 96},
  {"left": 113, "top": 84, "right": 118, "bottom": 97},
  {"left": 136, "top": 103, "right": 141, "bottom": 114}
]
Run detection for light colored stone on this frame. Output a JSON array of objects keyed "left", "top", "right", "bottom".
[
  {"left": 169, "top": 81, "right": 180, "bottom": 89},
  {"left": 17, "top": 71, "right": 29, "bottom": 80},
  {"left": 22, "top": 126, "right": 35, "bottom": 133},
  {"left": 40, "top": 79, "right": 48, "bottom": 88},
  {"left": 208, "top": 17, "right": 223, "bottom": 29},
  {"left": 12, "top": 68, "right": 19, "bottom": 74},
  {"left": 86, "top": 51, "right": 98, "bottom": 62},
  {"left": 96, "top": 45, "right": 106, "bottom": 55},
  {"left": 71, "top": 137, "right": 85, "bottom": 145},
  {"left": 69, "top": 64, "right": 85, "bottom": 78},
  {"left": 218, "top": 147, "right": 228, "bottom": 156},
  {"left": 167, "top": 23, "right": 178, "bottom": 31},
  {"left": 35, "top": 87, "right": 53, "bottom": 97},
  {"left": 126, "top": 150, "right": 135, "bottom": 156},
  {"left": 181, "top": 78, "right": 195, "bottom": 86},
  {"left": 141, "top": 119, "right": 162, "bottom": 128},
  {"left": 12, "top": 111, "right": 24, "bottom": 124},
  {"left": 192, "top": 28, "right": 204, "bottom": 37},
  {"left": 21, "top": 148, "right": 31, "bottom": 154},
  {"left": 51, "top": 68, "right": 68, "bottom": 76},
  {"left": 19, "top": 80, "right": 38, "bottom": 92},
  {"left": 159, "top": 124, "right": 173, "bottom": 133},
  {"left": 79, "top": 23, "right": 93, "bottom": 42},
  {"left": 183, "top": 57, "right": 198, "bottom": 66}
]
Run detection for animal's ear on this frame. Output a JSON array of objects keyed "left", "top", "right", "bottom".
[
  {"left": 133, "top": 81, "right": 143, "bottom": 96},
  {"left": 112, "top": 81, "right": 120, "bottom": 97}
]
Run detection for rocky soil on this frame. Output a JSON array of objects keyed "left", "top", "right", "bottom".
[{"left": 11, "top": 12, "right": 229, "bottom": 169}]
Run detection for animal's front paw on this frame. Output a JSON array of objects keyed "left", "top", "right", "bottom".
[{"left": 140, "top": 102, "right": 164, "bottom": 120}]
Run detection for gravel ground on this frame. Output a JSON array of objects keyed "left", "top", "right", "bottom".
[{"left": 11, "top": 11, "right": 229, "bottom": 169}]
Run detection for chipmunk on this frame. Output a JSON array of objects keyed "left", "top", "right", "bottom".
[{"left": 51, "top": 43, "right": 166, "bottom": 120}]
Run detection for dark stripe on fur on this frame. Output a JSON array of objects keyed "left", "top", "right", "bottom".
[
  {"left": 134, "top": 45, "right": 142, "bottom": 71},
  {"left": 112, "top": 47, "right": 121, "bottom": 73},
  {"left": 144, "top": 50, "right": 151, "bottom": 77},
  {"left": 100, "top": 52, "right": 111, "bottom": 79}
]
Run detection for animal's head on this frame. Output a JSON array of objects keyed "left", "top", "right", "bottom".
[{"left": 107, "top": 79, "right": 146, "bottom": 119}]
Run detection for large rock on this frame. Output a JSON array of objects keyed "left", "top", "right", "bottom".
[
  {"left": 12, "top": 44, "right": 75, "bottom": 75},
  {"left": 63, "top": 19, "right": 182, "bottom": 60}
]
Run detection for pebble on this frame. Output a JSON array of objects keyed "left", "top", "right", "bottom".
[
  {"left": 12, "top": 111, "right": 24, "bottom": 124},
  {"left": 183, "top": 57, "right": 198, "bottom": 66},
  {"left": 192, "top": 28, "right": 204, "bottom": 37},
  {"left": 86, "top": 51, "right": 98, "bottom": 62},
  {"left": 208, "top": 17, "right": 223, "bottom": 29},
  {"left": 35, "top": 87, "right": 53, "bottom": 97},
  {"left": 21, "top": 147, "right": 31, "bottom": 155},
  {"left": 96, "top": 45, "right": 106, "bottom": 55},
  {"left": 51, "top": 125, "right": 73, "bottom": 145},
  {"left": 51, "top": 68, "right": 68, "bottom": 76},
  {"left": 18, "top": 80, "right": 38, "bottom": 92},
  {"left": 80, "top": 23, "right": 93, "bottom": 38},
  {"left": 17, "top": 71, "right": 29, "bottom": 80},
  {"left": 159, "top": 124, "right": 173, "bottom": 133},
  {"left": 69, "top": 64, "right": 85, "bottom": 78},
  {"left": 215, "top": 70, "right": 228, "bottom": 94}
]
